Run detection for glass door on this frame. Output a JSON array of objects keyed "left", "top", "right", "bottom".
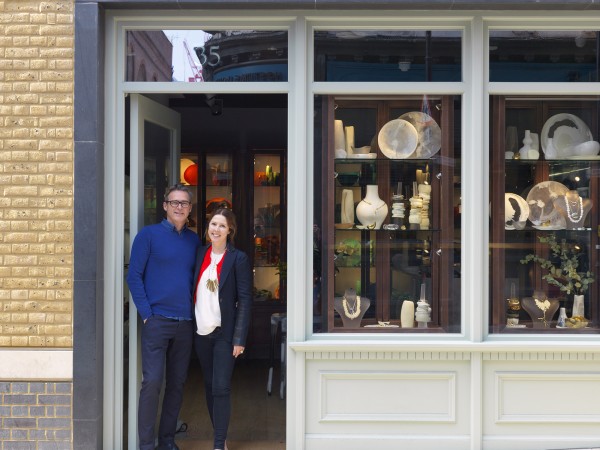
[{"left": 125, "top": 94, "right": 181, "bottom": 449}]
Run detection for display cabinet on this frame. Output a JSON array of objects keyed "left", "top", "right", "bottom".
[
  {"left": 180, "top": 148, "right": 287, "bottom": 357},
  {"left": 316, "top": 95, "right": 461, "bottom": 333},
  {"left": 490, "top": 96, "right": 600, "bottom": 333}
]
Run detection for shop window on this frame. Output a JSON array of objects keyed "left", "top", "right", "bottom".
[
  {"left": 489, "top": 30, "right": 599, "bottom": 82},
  {"left": 489, "top": 95, "right": 600, "bottom": 333},
  {"left": 313, "top": 30, "right": 462, "bottom": 82},
  {"left": 125, "top": 30, "right": 288, "bottom": 82},
  {"left": 313, "top": 95, "right": 462, "bottom": 333}
]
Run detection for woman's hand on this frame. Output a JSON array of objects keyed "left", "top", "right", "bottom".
[{"left": 233, "top": 345, "right": 245, "bottom": 358}]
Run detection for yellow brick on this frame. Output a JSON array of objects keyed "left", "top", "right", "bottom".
[
  {"left": 30, "top": 60, "right": 47, "bottom": 70},
  {"left": 3, "top": 324, "right": 38, "bottom": 335},
  {"left": 28, "top": 313, "right": 46, "bottom": 323},
  {"left": 28, "top": 291, "right": 46, "bottom": 300},
  {"left": 4, "top": 140, "right": 37, "bottom": 150},
  {"left": 0, "top": 313, "right": 10, "bottom": 323},
  {"left": 9, "top": 222, "right": 29, "bottom": 232},
  {"left": 40, "top": 324, "right": 69, "bottom": 335},
  {"left": 54, "top": 313, "right": 70, "bottom": 324},
  {"left": 54, "top": 336, "right": 71, "bottom": 347},
  {"left": 0, "top": 291, "right": 12, "bottom": 300},
  {"left": 11, "top": 267, "right": 29, "bottom": 277},
  {"left": 11, "top": 336, "right": 28, "bottom": 346},
  {"left": 3, "top": 232, "right": 38, "bottom": 242},
  {"left": 11, "top": 313, "right": 28, "bottom": 323},
  {"left": 55, "top": 152, "right": 71, "bottom": 161},
  {"left": 5, "top": 93, "right": 38, "bottom": 103},
  {"left": 3, "top": 278, "right": 38, "bottom": 289},
  {"left": 3, "top": 186, "right": 37, "bottom": 196},
  {"left": 28, "top": 336, "right": 54, "bottom": 346},
  {"left": 55, "top": 291, "right": 71, "bottom": 300},
  {"left": 40, "top": 2, "right": 73, "bottom": 13},
  {"left": 4, "top": 25, "right": 40, "bottom": 37},
  {"left": 0, "top": 336, "right": 12, "bottom": 346},
  {"left": 9, "top": 291, "right": 28, "bottom": 300},
  {"left": 39, "top": 301, "right": 71, "bottom": 312}
]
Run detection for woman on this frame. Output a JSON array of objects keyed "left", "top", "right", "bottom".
[{"left": 193, "top": 208, "right": 252, "bottom": 450}]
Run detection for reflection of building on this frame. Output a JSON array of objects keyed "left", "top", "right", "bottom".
[
  {"left": 196, "top": 30, "right": 287, "bottom": 81},
  {"left": 126, "top": 31, "right": 173, "bottom": 81}
]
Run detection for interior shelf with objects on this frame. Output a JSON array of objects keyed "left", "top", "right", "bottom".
[
  {"left": 313, "top": 95, "right": 462, "bottom": 333},
  {"left": 490, "top": 96, "right": 599, "bottom": 333}
]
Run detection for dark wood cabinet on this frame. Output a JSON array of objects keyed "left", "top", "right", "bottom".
[
  {"left": 317, "top": 95, "right": 461, "bottom": 333},
  {"left": 490, "top": 96, "right": 600, "bottom": 333}
]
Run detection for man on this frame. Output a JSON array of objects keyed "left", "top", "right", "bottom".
[{"left": 127, "top": 184, "right": 200, "bottom": 450}]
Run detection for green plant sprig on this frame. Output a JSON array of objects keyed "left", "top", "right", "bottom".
[{"left": 520, "top": 234, "right": 594, "bottom": 295}]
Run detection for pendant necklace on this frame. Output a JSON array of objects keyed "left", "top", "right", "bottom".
[
  {"left": 565, "top": 196, "right": 584, "bottom": 223},
  {"left": 342, "top": 294, "right": 361, "bottom": 320},
  {"left": 360, "top": 198, "right": 387, "bottom": 211},
  {"left": 206, "top": 251, "right": 224, "bottom": 293}
]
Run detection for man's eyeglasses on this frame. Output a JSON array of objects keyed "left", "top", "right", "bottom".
[{"left": 166, "top": 200, "right": 191, "bottom": 208}]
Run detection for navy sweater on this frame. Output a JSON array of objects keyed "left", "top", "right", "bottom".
[{"left": 127, "top": 219, "right": 200, "bottom": 321}]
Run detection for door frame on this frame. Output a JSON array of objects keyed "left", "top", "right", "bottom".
[{"left": 104, "top": 12, "right": 302, "bottom": 449}]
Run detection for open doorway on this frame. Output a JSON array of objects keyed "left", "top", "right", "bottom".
[{"left": 124, "top": 93, "right": 288, "bottom": 449}]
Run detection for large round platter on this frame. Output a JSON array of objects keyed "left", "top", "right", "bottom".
[
  {"left": 525, "top": 181, "right": 568, "bottom": 227},
  {"left": 541, "top": 113, "right": 593, "bottom": 159},
  {"left": 399, "top": 111, "right": 442, "bottom": 159},
  {"left": 378, "top": 118, "right": 418, "bottom": 159},
  {"left": 504, "top": 193, "right": 529, "bottom": 230}
]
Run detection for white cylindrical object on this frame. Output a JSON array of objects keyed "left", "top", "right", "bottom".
[
  {"left": 400, "top": 301, "right": 415, "bottom": 328},
  {"left": 345, "top": 126, "right": 355, "bottom": 155},
  {"left": 334, "top": 120, "right": 346, "bottom": 152},
  {"left": 341, "top": 189, "right": 354, "bottom": 224},
  {"left": 572, "top": 294, "right": 585, "bottom": 318}
]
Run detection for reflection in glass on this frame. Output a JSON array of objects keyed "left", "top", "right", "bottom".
[
  {"left": 125, "top": 30, "right": 288, "bottom": 82},
  {"left": 489, "top": 31, "right": 599, "bottom": 82},
  {"left": 314, "top": 30, "right": 462, "bottom": 82}
]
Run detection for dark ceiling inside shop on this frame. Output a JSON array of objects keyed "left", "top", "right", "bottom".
[{"left": 169, "top": 94, "right": 287, "bottom": 109}]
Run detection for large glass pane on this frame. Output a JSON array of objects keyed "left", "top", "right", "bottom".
[
  {"left": 314, "top": 30, "right": 462, "bottom": 82},
  {"left": 489, "top": 96, "right": 600, "bottom": 333},
  {"left": 125, "top": 30, "right": 288, "bottom": 82},
  {"left": 313, "top": 95, "right": 462, "bottom": 333},
  {"left": 489, "top": 31, "right": 599, "bottom": 82}
]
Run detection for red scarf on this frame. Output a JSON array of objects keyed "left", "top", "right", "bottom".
[{"left": 194, "top": 247, "right": 226, "bottom": 304}]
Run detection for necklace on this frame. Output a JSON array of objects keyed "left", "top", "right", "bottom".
[
  {"left": 342, "top": 295, "right": 361, "bottom": 319},
  {"left": 565, "top": 196, "right": 584, "bottom": 223},
  {"left": 360, "top": 199, "right": 387, "bottom": 211},
  {"left": 206, "top": 251, "right": 223, "bottom": 293}
]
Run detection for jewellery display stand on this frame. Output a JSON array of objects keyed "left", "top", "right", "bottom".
[
  {"left": 333, "top": 289, "right": 371, "bottom": 328},
  {"left": 552, "top": 191, "right": 593, "bottom": 230}
]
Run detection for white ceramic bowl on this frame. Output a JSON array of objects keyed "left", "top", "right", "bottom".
[
  {"left": 352, "top": 145, "right": 371, "bottom": 154},
  {"left": 572, "top": 140, "right": 600, "bottom": 157}
]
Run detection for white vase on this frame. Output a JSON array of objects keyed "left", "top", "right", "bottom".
[
  {"left": 572, "top": 294, "right": 585, "bottom": 318},
  {"left": 334, "top": 120, "right": 346, "bottom": 152},
  {"left": 400, "top": 300, "right": 415, "bottom": 328},
  {"left": 344, "top": 126, "right": 355, "bottom": 155},
  {"left": 356, "top": 185, "right": 388, "bottom": 230}
]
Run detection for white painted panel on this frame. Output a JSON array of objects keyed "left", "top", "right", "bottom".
[
  {"left": 495, "top": 372, "right": 600, "bottom": 423},
  {"left": 320, "top": 371, "right": 456, "bottom": 422},
  {"left": 0, "top": 350, "right": 72, "bottom": 380}
]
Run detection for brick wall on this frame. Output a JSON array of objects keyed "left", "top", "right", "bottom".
[
  {"left": 0, "top": 0, "right": 74, "bottom": 348},
  {"left": 0, "top": 381, "right": 72, "bottom": 449}
]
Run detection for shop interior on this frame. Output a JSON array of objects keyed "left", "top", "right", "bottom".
[{"left": 125, "top": 93, "right": 288, "bottom": 448}]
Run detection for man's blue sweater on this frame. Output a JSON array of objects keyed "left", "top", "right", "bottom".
[{"left": 127, "top": 219, "right": 200, "bottom": 321}]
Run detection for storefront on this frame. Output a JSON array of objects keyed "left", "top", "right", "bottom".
[{"left": 71, "top": 2, "right": 600, "bottom": 449}]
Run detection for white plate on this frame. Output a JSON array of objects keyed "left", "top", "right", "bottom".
[
  {"left": 364, "top": 324, "right": 400, "bottom": 328},
  {"left": 506, "top": 324, "right": 527, "bottom": 328},
  {"left": 541, "top": 113, "right": 593, "bottom": 159},
  {"left": 525, "top": 181, "right": 569, "bottom": 226},
  {"left": 347, "top": 153, "right": 377, "bottom": 159},
  {"left": 399, "top": 111, "right": 442, "bottom": 159},
  {"left": 504, "top": 193, "right": 529, "bottom": 230},
  {"left": 532, "top": 225, "right": 565, "bottom": 231},
  {"left": 378, "top": 119, "right": 418, "bottom": 159}
]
